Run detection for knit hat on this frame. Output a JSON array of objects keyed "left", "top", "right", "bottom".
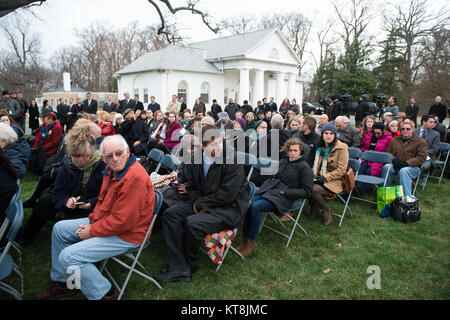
[
  {"left": 321, "top": 121, "right": 337, "bottom": 135},
  {"left": 235, "top": 118, "right": 246, "bottom": 129},
  {"left": 44, "top": 112, "right": 57, "bottom": 120}
]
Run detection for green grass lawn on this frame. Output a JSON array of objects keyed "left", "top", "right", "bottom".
[{"left": 2, "top": 170, "right": 449, "bottom": 300}]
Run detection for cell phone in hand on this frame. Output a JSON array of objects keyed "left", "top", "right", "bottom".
[
  {"left": 170, "top": 181, "right": 180, "bottom": 187},
  {"left": 74, "top": 202, "right": 86, "bottom": 206}
]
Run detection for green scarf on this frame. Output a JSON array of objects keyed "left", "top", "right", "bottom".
[
  {"left": 312, "top": 145, "right": 334, "bottom": 176},
  {"left": 71, "top": 150, "right": 102, "bottom": 187}
]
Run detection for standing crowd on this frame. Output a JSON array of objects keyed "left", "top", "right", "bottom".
[{"left": 0, "top": 89, "right": 449, "bottom": 299}]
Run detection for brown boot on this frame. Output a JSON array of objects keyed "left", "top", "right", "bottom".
[
  {"left": 240, "top": 240, "right": 257, "bottom": 257},
  {"left": 310, "top": 202, "right": 319, "bottom": 219},
  {"left": 235, "top": 237, "right": 248, "bottom": 252},
  {"left": 280, "top": 212, "right": 295, "bottom": 222},
  {"left": 323, "top": 207, "right": 333, "bottom": 226}
]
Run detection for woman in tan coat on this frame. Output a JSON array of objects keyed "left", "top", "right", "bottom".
[{"left": 309, "top": 122, "right": 349, "bottom": 225}]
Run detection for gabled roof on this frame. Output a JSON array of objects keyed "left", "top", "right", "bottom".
[
  {"left": 190, "top": 28, "right": 276, "bottom": 61},
  {"left": 115, "top": 28, "right": 300, "bottom": 76},
  {"left": 115, "top": 46, "right": 222, "bottom": 76}
]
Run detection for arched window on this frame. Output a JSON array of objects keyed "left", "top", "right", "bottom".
[
  {"left": 269, "top": 48, "right": 279, "bottom": 59},
  {"left": 200, "top": 82, "right": 210, "bottom": 104},
  {"left": 177, "top": 81, "right": 188, "bottom": 102}
]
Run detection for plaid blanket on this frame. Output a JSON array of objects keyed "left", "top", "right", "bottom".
[{"left": 204, "top": 228, "right": 237, "bottom": 264}]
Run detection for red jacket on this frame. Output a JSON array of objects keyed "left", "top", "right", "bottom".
[
  {"left": 32, "top": 122, "right": 63, "bottom": 157},
  {"left": 98, "top": 122, "right": 115, "bottom": 137},
  {"left": 89, "top": 154, "right": 155, "bottom": 245},
  {"left": 164, "top": 121, "right": 182, "bottom": 149}
]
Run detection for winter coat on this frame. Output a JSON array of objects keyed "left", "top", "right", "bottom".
[
  {"left": 385, "top": 134, "right": 428, "bottom": 168},
  {"left": 360, "top": 130, "right": 392, "bottom": 177},
  {"left": 337, "top": 125, "right": 363, "bottom": 148},
  {"left": 0, "top": 98, "right": 21, "bottom": 120},
  {"left": 89, "top": 154, "right": 155, "bottom": 245},
  {"left": 164, "top": 121, "right": 182, "bottom": 149},
  {"left": 32, "top": 122, "right": 63, "bottom": 157},
  {"left": 256, "top": 157, "right": 314, "bottom": 214},
  {"left": 428, "top": 103, "right": 447, "bottom": 124},
  {"left": 299, "top": 131, "right": 320, "bottom": 168},
  {"left": 52, "top": 155, "right": 106, "bottom": 220},
  {"left": 98, "top": 121, "right": 115, "bottom": 137},
  {"left": 28, "top": 105, "right": 40, "bottom": 130},
  {"left": 177, "top": 152, "right": 250, "bottom": 229},
  {"left": 3, "top": 139, "right": 30, "bottom": 179},
  {"left": 313, "top": 140, "right": 349, "bottom": 194}
]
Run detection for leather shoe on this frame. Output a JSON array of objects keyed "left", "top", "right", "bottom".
[
  {"left": 154, "top": 268, "right": 191, "bottom": 282},
  {"left": 35, "top": 282, "right": 79, "bottom": 300},
  {"left": 101, "top": 287, "right": 119, "bottom": 300}
]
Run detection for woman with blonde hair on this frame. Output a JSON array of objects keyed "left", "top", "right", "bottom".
[{"left": 17, "top": 124, "right": 106, "bottom": 245}]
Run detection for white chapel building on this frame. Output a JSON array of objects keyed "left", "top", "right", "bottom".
[{"left": 114, "top": 28, "right": 304, "bottom": 112}]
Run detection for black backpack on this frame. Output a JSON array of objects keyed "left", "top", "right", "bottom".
[{"left": 390, "top": 196, "right": 421, "bottom": 223}]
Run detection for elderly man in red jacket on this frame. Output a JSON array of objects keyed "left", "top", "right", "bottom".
[
  {"left": 32, "top": 112, "right": 63, "bottom": 157},
  {"left": 35, "top": 134, "right": 156, "bottom": 300}
]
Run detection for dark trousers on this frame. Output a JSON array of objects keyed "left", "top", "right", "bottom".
[
  {"left": 20, "top": 188, "right": 57, "bottom": 241},
  {"left": 162, "top": 201, "right": 228, "bottom": 272},
  {"left": 309, "top": 183, "right": 332, "bottom": 210}
]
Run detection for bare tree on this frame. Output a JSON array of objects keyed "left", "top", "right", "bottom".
[
  {"left": 383, "top": 0, "right": 450, "bottom": 97},
  {"left": 147, "top": 0, "right": 222, "bottom": 43}
]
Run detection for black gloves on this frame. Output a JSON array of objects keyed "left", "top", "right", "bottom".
[
  {"left": 393, "top": 160, "right": 409, "bottom": 170},
  {"left": 314, "top": 175, "right": 326, "bottom": 185}
]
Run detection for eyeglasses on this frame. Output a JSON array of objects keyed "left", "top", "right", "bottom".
[
  {"left": 104, "top": 150, "right": 125, "bottom": 161},
  {"left": 401, "top": 128, "right": 412, "bottom": 131}
]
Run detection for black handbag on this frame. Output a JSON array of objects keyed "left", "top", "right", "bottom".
[{"left": 390, "top": 196, "right": 421, "bottom": 223}]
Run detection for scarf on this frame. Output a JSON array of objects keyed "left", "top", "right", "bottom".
[
  {"left": 70, "top": 150, "right": 102, "bottom": 187},
  {"left": 152, "top": 122, "right": 166, "bottom": 140},
  {"left": 39, "top": 123, "right": 55, "bottom": 144},
  {"left": 312, "top": 145, "right": 334, "bottom": 176}
]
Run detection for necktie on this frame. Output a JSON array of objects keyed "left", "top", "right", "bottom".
[{"left": 422, "top": 130, "right": 427, "bottom": 139}]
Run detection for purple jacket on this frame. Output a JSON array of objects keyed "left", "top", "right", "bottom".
[
  {"left": 164, "top": 121, "right": 182, "bottom": 149},
  {"left": 360, "top": 130, "right": 392, "bottom": 177}
]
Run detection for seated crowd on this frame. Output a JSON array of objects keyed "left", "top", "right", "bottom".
[{"left": 0, "top": 92, "right": 448, "bottom": 300}]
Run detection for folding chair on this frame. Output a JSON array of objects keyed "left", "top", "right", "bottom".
[
  {"left": 348, "top": 147, "right": 363, "bottom": 160},
  {"left": 259, "top": 197, "right": 308, "bottom": 248},
  {"left": 0, "top": 188, "right": 24, "bottom": 300},
  {"left": 100, "top": 189, "right": 164, "bottom": 299},
  {"left": 202, "top": 182, "right": 256, "bottom": 272},
  {"left": 331, "top": 158, "right": 360, "bottom": 227},
  {"left": 0, "top": 185, "right": 22, "bottom": 265},
  {"left": 351, "top": 151, "right": 392, "bottom": 205},
  {"left": 424, "top": 142, "right": 450, "bottom": 185},
  {"left": 236, "top": 151, "right": 257, "bottom": 181},
  {"left": 147, "top": 148, "right": 165, "bottom": 174}
]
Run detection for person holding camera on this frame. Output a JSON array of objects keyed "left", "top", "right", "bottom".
[
  {"left": 17, "top": 124, "right": 106, "bottom": 246},
  {"left": 309, "top": 122, "right": 349, "bottom": 226},
  {"left": 329, "top": 95, "right": 343, "bottom": 120}
]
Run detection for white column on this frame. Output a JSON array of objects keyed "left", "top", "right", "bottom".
[
  {"left": 253, "top": 69, "right": 264, "bottom": 107},
  {"left": 239, "top": 68, "right": 250, "bottom": 104},
  {"left": 160, "top": 71, "right": 168, "bottom": 111},
  {"left": 287, "top": 72, "right": 297, "bottom": 100},
  {"left": 275, "top": 71, "right": 285, "bottom": 106}
]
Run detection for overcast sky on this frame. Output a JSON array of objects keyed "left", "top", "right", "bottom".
[{"left": 0, "top": 0, "right": 448, "bottom": 80}]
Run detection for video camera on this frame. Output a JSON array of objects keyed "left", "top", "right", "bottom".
[
  {"left": 340, "top": 94, "right": 352, "bottom": 103},
  {"left": 319, "top": 97, "right": 331, "bottom": 106},
  {"left": 374, "top": 94, "right": 387, "bottom": 106}
]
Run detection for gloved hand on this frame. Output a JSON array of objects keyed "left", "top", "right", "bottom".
[
  {"left": 314, "top": 175, "right": 326, "bottom": 185},
  {"left": 392, "top": 159, "right": 408, "bottom": 170}
]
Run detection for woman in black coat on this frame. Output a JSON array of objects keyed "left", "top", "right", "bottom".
[
  {"left": 237, "top": 138, "right": 314, "bottom": 257},
  {"left": 17, "top": 127, "right": 105, "bottom": 246},
  {"left": 28, "top": 99, "right": 40, "bottom": 131}
]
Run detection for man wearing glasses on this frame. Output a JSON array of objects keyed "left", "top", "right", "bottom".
[
  {"left": 36, "top": 135, "right": 156, "bottom": 300},
  {"left": 381, "top": 119, "right": 428, "bottom": 196}
]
